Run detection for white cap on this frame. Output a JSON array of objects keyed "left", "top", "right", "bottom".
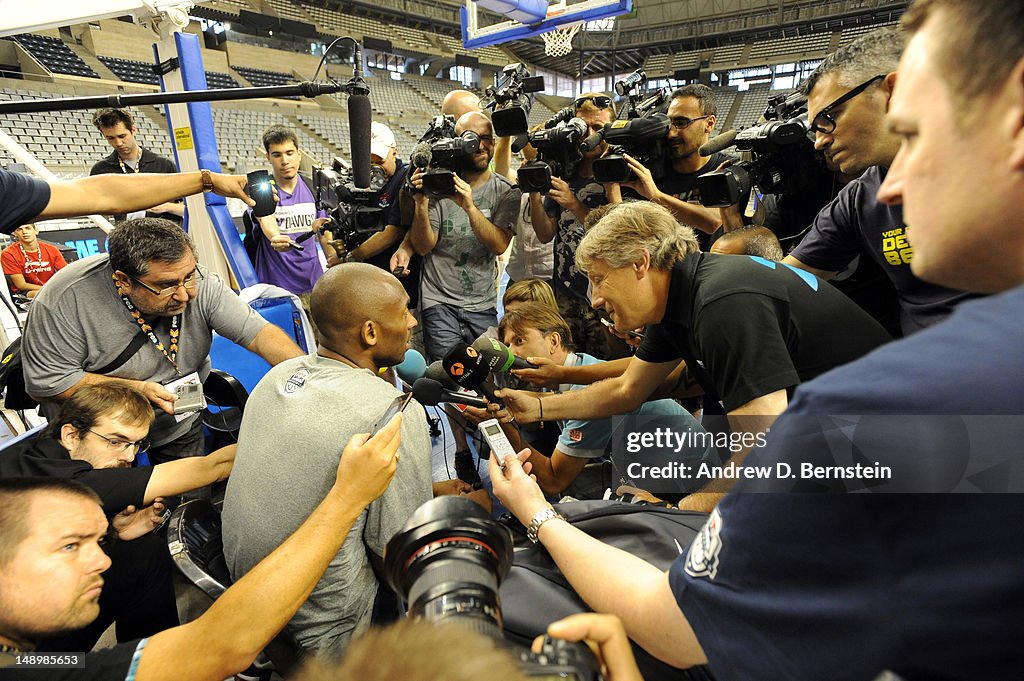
[{"left": 370, "top": 122, "right": 396, "bottom": 160}]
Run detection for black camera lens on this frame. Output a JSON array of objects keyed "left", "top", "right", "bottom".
[{"left": 384, "top": 496, "right": 514, "bottom": 641}]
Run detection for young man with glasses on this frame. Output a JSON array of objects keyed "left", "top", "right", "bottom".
[
  {"left": 0, "top": 384, "right": 236, "bottom": 653},
  {"left": 527, "top": 92, "right": 618, "bottom": 358},
  {"left": 21, "top": 217, "right": 305, "bottom": 466},
  {"left": 777, "top": 27, "right": 981, "bottom": 335},
  {"left": 614, "top": 84, "right": 730, "bottom": 240}
]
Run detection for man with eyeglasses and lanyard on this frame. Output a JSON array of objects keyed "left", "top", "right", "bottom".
[
  {"left": 611, "top": 84, "right": 730, "bottom": 244},
  {"left": 527, "top": 92, "right": 617, "bottom": 359},
  {"left": 0, "top": 383, "right": 238, "bottom": 654},
  {"left": 21, "top": 217, "right": 305, "bottom": 467},
  {"left": 89, "top": 108, "right": 184, "bottom": 224},
  {"left": 774, "top": 28, "right": 982, "bottom": 335}
]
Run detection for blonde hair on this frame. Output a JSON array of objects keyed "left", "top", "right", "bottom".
[
  {"left": 502, "top": 278, "right": 557, "bottom": 311},
  {"left": 498, "top": 301, "right": 573, "bottom": 349},
  {"left": 575, "top": 201, "right": 699, "bottom": 273}
]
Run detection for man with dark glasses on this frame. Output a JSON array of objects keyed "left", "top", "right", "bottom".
[
  {"left": 780, "top": 27, "right": 981, "bottom": 335},
  {"left": 527, "top": 92, "right": 617, "bottom": 358},
  {"left": 21, "top": 217, "right": 305, "bottom": 466}
]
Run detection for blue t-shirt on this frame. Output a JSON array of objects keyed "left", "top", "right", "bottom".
[
  {"left": 669, "top": 286, "right": 1024, "bottom": 681},
  {"left": 556, "top": 352, "right": 714, "bottom": 465},
  {"left": 0, "top": 169, "right": 51, "bottom": 234}
]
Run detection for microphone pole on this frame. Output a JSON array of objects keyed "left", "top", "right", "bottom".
[{"left": 0, "top": 82, "right": 344, "bottom": 115}]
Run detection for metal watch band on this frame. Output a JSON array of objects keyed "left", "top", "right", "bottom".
[{"left": 527, "top": 507, "right": 563, "bottom": 544}]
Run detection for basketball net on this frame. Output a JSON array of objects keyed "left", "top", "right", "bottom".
[{"left": 541, "top": 2, "right": 581, "bottom": 57}]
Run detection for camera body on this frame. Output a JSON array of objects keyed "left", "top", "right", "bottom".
[
  {"left": 419, "top": 114, "right": 457, "bottom": 144},
  {"left": 696, "top": 89, "right": 820, "bottom": 208},
  {"left": 385, "top": 497, "right": 604, "bottom": 680},
  {"left": 421, "top": 131, "right": 482, "bottom": 199},
  {"left": 592, "top": 112, "right": 671, "bottom": 184},
  {"left": 517, "top": 117, "right": 589, "bottom": 194},
  {"left": 484, "top": 63, "right": 546, "bottom": 137},
  {"left": 313, "top": 159, "right": 389, "bottom": 251}
]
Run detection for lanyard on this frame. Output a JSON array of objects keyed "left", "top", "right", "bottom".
[
  {"left": 115, "top": 275, "right": 182, "bottom": 375},
  {"left": 118, "top": 152, "right": 142, "bottom": 174},
  {"left": 18, "top": 243, "right": 41, "bottom": 264}
]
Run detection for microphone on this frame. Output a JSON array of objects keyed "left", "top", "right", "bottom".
[
  {"left": 471, "top": 338, "right": 535, "bottom": 373},
  {"left": 425, "top": 361, "right": 460, "bottom": 391},
  {"left": 441, "top": 342, "right": 504, "bottom": 406},
  {"left": 412, "top": 378, "right": 488, "bottom": 409},
  {"left": 698, "top": 129, "right": 738, "bottom": 157},
  {"left": 348, "top": 92, "right": 372, "bottom": 189},
  {"left": 395, "top": 349, "right": 428, "bottom": 385},
  {"left": 411, "top": 141, "right": 432, "bottom": 170},
  {"left": 511, "top": 133, "right": 531, "bottom": 154}
]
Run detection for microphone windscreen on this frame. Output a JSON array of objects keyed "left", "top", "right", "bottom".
[
  {"left": 348, "top": 94, "right": 373, "bottom": 188},
  {"left": 395, "top": 349, "right": 427, "bottom": 384},
  {"left": 698, "top": 129, "right": 738, "bottom": 157},
  {"left": 412, "top": 378, "right": 445, "bottom": 406},
  {"left": 581, "top": 130, "right": 605, "bottom": 153},
  {"left": 411, "top": 141, "right": 432, "bottom": 169},
  {"left": 441, "top": 342, "right": 489, "bottom": 389},
  {"left": 425, "top": 362, "right": 460, "bottom": 390}
]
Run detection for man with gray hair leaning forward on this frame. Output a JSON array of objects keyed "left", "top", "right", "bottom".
[{"left": 499, "top": 201, "right": 890, "bottom": 509}]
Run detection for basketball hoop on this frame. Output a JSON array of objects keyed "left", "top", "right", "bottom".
[{"left": 541, "top": 21, "right": 581, "bottom": 57}]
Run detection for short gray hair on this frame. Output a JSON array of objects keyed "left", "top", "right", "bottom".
[
  {"left": 575, "top": 201, "right": 699, "bottom": 273},
  {"left": 107, "top": 217, "right": 196, "bottom": 278},
  {"left": 803, "top": 27, "right": 904, "bottom": 94}
]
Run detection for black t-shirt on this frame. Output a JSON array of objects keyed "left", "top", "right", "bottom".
[
  {"left": 0, "top": 169, "right": 51, "bottom": 235},
  {"left": 1, "top": 638, "right": 145, "bottom": 680},
  {"left": 89, "top": 148, "right": 181, "bottom": 224},
  {"left": 635, "top": 253, "right": 892, "bottom": 411},
  {"left": 655, "top": 152, "right": 731, "bottom": 251},
  {"left": 0, "top": 437, "right": 153, "bottom": 517},
  {"left": 543, "top": 177, "right": 608, "bottom": 301},
  {"left": 364, "top": 161, "right": 421, "bottom": 306},
  {"left": 789, "top": 166, "right": 982, "bottom": 335}
]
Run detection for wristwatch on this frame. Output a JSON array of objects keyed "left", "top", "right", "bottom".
[
  {"left": 526, "top": 507, "right": 564, "bottom": 544},
  {"left": 199, "top": 169, "right": 215, "bottom": 193}
]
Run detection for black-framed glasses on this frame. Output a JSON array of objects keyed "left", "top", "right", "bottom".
[
  {"left": 574, "top": 95, "right": 614, "bottom": 110},
  {"left": 132, "top": 267, "right": 205, "bottom": 298},
  {"left": 810, "top": 74, "right": 886, "bottom": 134},
  {"left": 88, "top": 430, "right": 150, "bottom": 453},
  {"left": 669, "top": 115, "right": 711, "bottom": 130}
]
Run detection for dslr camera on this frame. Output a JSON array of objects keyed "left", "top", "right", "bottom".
[
  {"left": 483, "top": 63, "right": 546, "bottom": 137},
  {"left": 385, "top": 496, "right": 604, "bottom": 680},
  {"left": 696, "top": 90, "right": 820, "bottom": 208},
  {"left": 312, "top": 158, "right": 389, "bottom": 251},
  {"left": 516, "top": 114, "right": 590, "bottom": 194}
]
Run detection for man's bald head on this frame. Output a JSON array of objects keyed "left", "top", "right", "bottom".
[
  {"left": 710, "top": 226, "right": 783, "bottom": 261},
  {"left": 442, "top": 90, "right": 481, "bottom": 119},
  {"left": 455, "top": 111, "right": 491, "bottom": 135},
  {"left": 310, "top": 263, "right": 406, "bottom": 349}
]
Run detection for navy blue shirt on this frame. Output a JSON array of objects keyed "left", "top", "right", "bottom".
[
  {"left": 670, "top": 285, "right": 1024, "bottom": 680},
  {"left": 544, "top": 178, "right": 608, "bottom": 301},
  {"left": 790, "top": 166, "right": 982, "bottom": 335},
  {"left": 0, "top": 169, "right": 51, "bottom": 234}
]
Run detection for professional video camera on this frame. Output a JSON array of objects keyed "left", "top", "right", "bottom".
[
  {"left": 416, "top": 131, "right": 482, "bottom": 199},
  {"left": 418, "top": 113, "right": 457, "bottom": 144},
  {"left": 696, "top": 90, "right": 821, "bottom": 208},
  {"left": 385, "top": 496, "right": 604, "bottom": 680},
  {"left": 482, "top": 63, "right": 545, "bottom": 137},
  {"left": 312, "top": 158, "right": 388, "bottom": 251},
  {"left": 516, "top": 113, "right": 589, "bottom": 194}
]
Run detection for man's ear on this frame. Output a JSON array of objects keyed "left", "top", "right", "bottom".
[
  {"left": 882, "top": 72, "right": 898, "bottom": 110},
  {"left": 112, "top": 270, "right": 132, "bottom": 293},
  {"left": 362, "top": 320, "right": 379, "bottom": 347},
  {"left": 548, "top": 331, "right": 561, "bottom": 354},
  {"left": 59, "top": 424, "right": 82, "bottom": 452},
  {"left": 633, "top": 251, "right": 651, "bottom": 279},
  {"left": 1007, "top": 58, "right": 1024, "bottom": 172}
]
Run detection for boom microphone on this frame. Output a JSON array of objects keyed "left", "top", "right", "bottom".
[
  {"left": 471, "top": 338, "right": 535, "bottom": 373},
  {"left": 348, "top": 92, "right": 373, "bottom": 189},
  {"left": 698, "top": 129, "right": 738, "bottom": 157},
  {"left": 412, "top": 378, "right": 488, "bottom": 409}
]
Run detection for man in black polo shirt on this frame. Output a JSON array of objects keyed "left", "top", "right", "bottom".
[
  {"left": 498, "top": 201, "right": 890, "bottom": 505},
  {"left": 90, "top": 108, "right": 183, "bottom": 223},
  {"left": 0, "top": 384, "right": 235, "bottom": 652}
]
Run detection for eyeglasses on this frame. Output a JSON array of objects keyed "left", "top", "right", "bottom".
[
  {"left": 477, "top": 134, "right": 495, "bottom": 144},
  {"left": 88, "top": 430, "right": 150, "bottom": 453},
  {"left": 132, "top": 268, "right": 205, "bottom": 298},
  {"left": 810, "top": 74, "right": 886, "bottom": 135},
  {"left": 574, "top": 95, "right": 614, "bottom": 110},
  {"left": 669, "top": 115, "right": 711, "bottom": 130}
]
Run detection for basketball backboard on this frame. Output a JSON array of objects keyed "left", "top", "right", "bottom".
[{"left": 462, "top": 0, "right": 631, "bottom": 51}]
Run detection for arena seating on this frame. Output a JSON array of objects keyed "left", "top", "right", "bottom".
[
  {"left": 9, "top": 35, "right": 99, "bottom": 79},
  {"left": 97, "top": 57, "right": 160, "bottom": 86}
]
